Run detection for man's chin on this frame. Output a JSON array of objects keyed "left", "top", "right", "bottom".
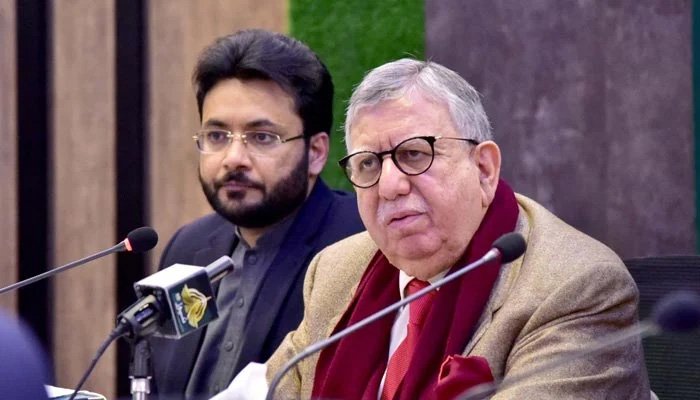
[
  {"left": 216, "top": 207, "right": 260, "bottom": 227},
  {"left": 386, "top": 233, "right": 443, "bottom": 257},
  {"left": 218, "top": 185, "right": 256, "bottom": 200},
  {"left": 217, "top": 201, "right": 259, "bottom": 218}
]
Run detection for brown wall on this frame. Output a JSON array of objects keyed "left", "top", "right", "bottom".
[
  {"left": 51, "top": 1, "right": 117, "bottom": 395},
  {"left": 426, "top": 0, "right": 695, "bottom": 258},
  {"left": 0, "top": 0, "right": 17, "bottom": 313}
]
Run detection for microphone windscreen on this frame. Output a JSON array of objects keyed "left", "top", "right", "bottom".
[
  {"left": 652, "top": 290, "right": 700, "bottom": 333},
  {"left": 126, "top": 227, "right": 159, "bottom": 253},
  {"left": 492, "top": 232, "right": 526, "bottom": 263}
]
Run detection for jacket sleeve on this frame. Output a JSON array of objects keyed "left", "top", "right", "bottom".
[
  {"left": 264, "top": 250, "right": 322, "bottom": 399},
  {"left": 491, "top": 261, "right": 650, "bottom": 400}
]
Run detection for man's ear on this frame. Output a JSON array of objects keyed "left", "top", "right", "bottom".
[
  {"left": 475, "top": 141, "right": 501, "bottom": 207},
  {"left": 308, "top": 132, "right": 329, "bottom": 177}
]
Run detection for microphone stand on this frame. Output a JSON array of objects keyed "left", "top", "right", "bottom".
[
  {"left": 129, "top": 337, "right": 152, "bottom": 400},
  {"left": 117, "top": 257, "right": 234, "bottom": 400},
  {"left": 119, "top": 296, "right": 160, "bottom": 400}
]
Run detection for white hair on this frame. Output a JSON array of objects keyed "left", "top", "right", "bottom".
[{"left": 344, "top": 58, "right": 492, "bottom": 150}]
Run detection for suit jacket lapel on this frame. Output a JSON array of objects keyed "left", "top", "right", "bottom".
[
  {"left": 193, "top": 219, "right": 237, "bottom": 268},
  {"left": 463, "top": 207, "right": 530, "bottom": 355},
  {"left": 191, "top": 218, "right": 238, "bottom": 351}
]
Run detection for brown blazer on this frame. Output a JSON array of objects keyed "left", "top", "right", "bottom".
[{"left": 266, "top": 194, "right": 650, "bottom": 399}]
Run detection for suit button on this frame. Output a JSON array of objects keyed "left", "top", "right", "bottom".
[
  {"left": 237, "top": 297, "right": 245, "bottom": 308},
  {"left": 213, "top": 385, "right": 220, "bottom": 393},
  {"left": 224, "top": 341, "right": 234, "bottom": 351}
]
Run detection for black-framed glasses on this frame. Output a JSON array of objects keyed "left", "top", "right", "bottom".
[
  {"left": 338, "top": 135, "right": 479, "bottom": 188},
  {"left": 193, "top": 129, "right": 304, "bottom": 155}
]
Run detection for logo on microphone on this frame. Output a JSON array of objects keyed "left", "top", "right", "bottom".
[
  {"left": 175, "top": 285, "right": 208, "bottom": 328},
  {"left": 142, "top": 264, "right": 220, "bottom": 339}
]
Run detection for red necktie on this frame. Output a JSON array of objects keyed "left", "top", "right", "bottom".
[{"left": 381, "top": 279, "right": 435, "bottom": 400}]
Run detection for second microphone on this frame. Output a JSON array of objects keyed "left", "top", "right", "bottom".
[{"left": 117, "top": 256, "right": 235, "bottom": 339}]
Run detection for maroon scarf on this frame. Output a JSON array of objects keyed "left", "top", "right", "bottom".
[{"left": 311, "top": 180, "right": 519, "bottom": 399}]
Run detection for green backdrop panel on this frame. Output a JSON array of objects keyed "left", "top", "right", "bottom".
[{"left": 291, "top": 0, "right": 424, "bottom": 190}]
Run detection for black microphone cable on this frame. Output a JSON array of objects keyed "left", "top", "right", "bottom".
[
  {"left": 67, "top": 323, "right": 131, "bottom": 400},
  {"left": 66, "top": 293, "right": 163, "bottom": 400}
]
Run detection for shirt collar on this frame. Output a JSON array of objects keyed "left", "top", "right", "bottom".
[
  {"left": 398, "top": 268, "right": 449, "bottom": 300},
  {"left": 233, "top": 208, "right": 299, "bottom": 251}
]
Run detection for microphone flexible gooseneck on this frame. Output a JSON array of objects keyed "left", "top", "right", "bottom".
[
  {"left": 265, "top": 232, "right": 527, "bottom": 400},
  {"left": 0, "top": 226, "right": 158, "bottom": 295}
]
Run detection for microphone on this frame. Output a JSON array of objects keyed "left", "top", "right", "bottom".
[
  {"left": 459, "top": 290, "right": 700, "bottom": 399},
  {"left": 116, "top": 256, "right": 235, "bottom": 339},
  {"left": 651, "top": 290, "right": 700, "bottom": 333},
  {"left": 0, "top": 226, "right": 158, "bottom": 294},
  {"left": 265, "top": 232, "right": 527, "bottom": 400},
  {"left": 68, "top": 256, "right": 233, "bottom": 400}
]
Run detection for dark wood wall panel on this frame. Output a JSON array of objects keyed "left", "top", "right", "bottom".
[
  {"left": 16, "top": 0, "right": 50, "bottom": 349},
  {"left": 426, "top": 0, "right": 694, "bottom": 258},
  {"left": 51, "top": 1, "right": 117, "bottom": 397},
  {"left": 0, "top": 0, "right": 17, "bottom": 313},
  {"left": 147, "top": 0, "right": 287, "bottom": 271}
]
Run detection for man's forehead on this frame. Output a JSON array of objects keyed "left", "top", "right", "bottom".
[
  {"left": 355, "top": 94, "right": 432, "bottom": 120},
  {"left": 348, "top": 97, "right": 454, "bottom": 150}
]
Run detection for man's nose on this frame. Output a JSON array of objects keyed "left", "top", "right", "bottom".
[
  {"left": 221, "top": 136, "right": 252, "bottom": 170},
  {"left": 377, "top": 156, "right": 410, "bottom": 200}
]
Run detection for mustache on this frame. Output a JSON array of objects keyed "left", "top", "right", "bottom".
[
  {"left": 214, "top": 171, "right": 264, "bottom": 190},
  {"left": 376, "top": 197, "right": 429, "bottom": 225}
]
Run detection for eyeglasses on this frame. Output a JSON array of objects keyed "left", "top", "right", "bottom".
[
  {"left": 338, "top": 135, "right": 479, "bottom": 188},
  {"left": 193, "top": 129, "right": 305, "bottom": 155}
]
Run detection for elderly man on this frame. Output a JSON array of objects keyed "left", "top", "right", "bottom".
[{"left": 218, "top": 58, "right": 649, "bottom": 399}]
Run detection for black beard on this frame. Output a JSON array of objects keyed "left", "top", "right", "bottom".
[{"left": 200, "top": 151, "right": 309, "bottom": 228}]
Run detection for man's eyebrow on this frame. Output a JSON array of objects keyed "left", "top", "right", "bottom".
[
  {"left": 202, "top": 119, "right": 229, "bottom": 129},
  {"left": 245, "top": 118, "right": 281, "bottom": 130},
  {"left": 201, "top": 118, "right": 282, "bottom": 130}
]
